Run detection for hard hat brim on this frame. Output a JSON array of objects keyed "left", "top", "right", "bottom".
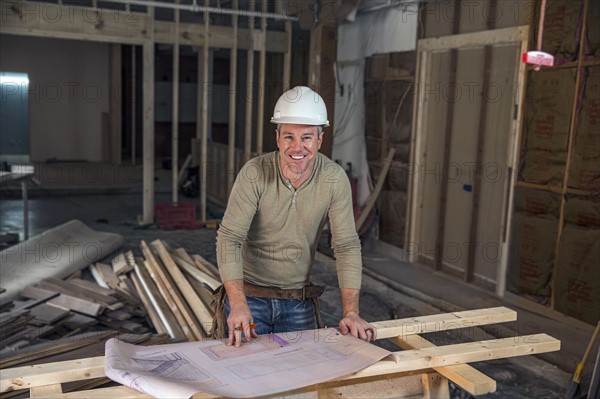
[{"left": 270, "top": 116, "right": 330, "bottom": 127}]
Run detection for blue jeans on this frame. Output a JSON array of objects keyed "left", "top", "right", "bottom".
[{"left": 225, "top": 296, "right": 318, "bottom": 335}]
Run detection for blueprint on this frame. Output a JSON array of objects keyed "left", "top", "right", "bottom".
[{"left": 105, "top": 328, "right": 391, "bottom": 398}]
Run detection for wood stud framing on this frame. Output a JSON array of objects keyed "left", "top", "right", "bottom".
[
  {"left": 1, "top": 1, "right": 291, "bottom": 223},
  {"left": 227, "top": 0, "right": 239, "bottom": 196},
  {"left": 244, "top": 0, "right": 256, "bottom": 163},
  {"left": 172, "top": 5, "right": 180, "bottom": 204}
]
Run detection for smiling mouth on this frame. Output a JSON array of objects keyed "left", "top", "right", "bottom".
[{"left": 289, "top": 155, "right": 306, "bottom": 160}]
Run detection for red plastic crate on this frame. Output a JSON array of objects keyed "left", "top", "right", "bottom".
[{"left": 154, "top": 202, "right": 201, "bottom": 230}]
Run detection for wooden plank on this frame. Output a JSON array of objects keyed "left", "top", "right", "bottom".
[
  {"left": 134, "top": 262, "right": 185, "bottom": 340},
  {"left": 95, "top": 263, "right": 121, "bottom": 289},
  {"left": 30, "top": 383, "right": 63, "bottom": 398},
  {"left": 27, "top": 385, "right": 155, "bottom": 399},
  {"left": 551, "top": 0, "right": 589, "bottom": 310},
  {"left": 152, "top": 240, "right": 212, "bottom": 336},
  {"left": 172, "top": 6, "right": 180, "bottom": 204},
  {"left": 199, "top": 0, "right": 210, "bottom": 222},
  {"left": 227, "top": 0, "right": 239, "bottom": 196},
  {"left": 69, "top": 279, "right": 116, "bottom": 297},
  {"left": 28, "top": 303, "right": 71, "bottom": 325},
  {"left": 346, "top": 334, "right": 560, "bottom": 381},
  {"left": 418, "top": 26, "right": 529, "bottom": 51},
  {"left": 390, "top": 335, "right": 496, "bottom": 396},
  {"left": 255, "top": 0, "right": 267, "bottom": 155},
  {"left": 88, "top": 264, "right": 109, "bottom": 289},
  {"left": 244, "top": 0, "right": 255, "bottom": 163},
  {"left": 46, "top": 295, "right": 103, "bottom": 317},
  {"left": 371, "top": 307, "right": 516, "bottom": 340},
  {"left": 171, "top": 252, "right": 221, "bottom": 291},
  {"left": 421, "top": 373, "right": 450, "bottom": 399},
  {"left": 142, "top": 10, "right": 155, "bottom": 224},
  {"left": 140, "top": 241, "right": 201, "bottom": 340},
  {"left": 130, "top": 272, "right": 167, "bottom": 335},
  {"left": 1, "top": 356, "right": 106, "bottom": 392},
  {"left": 172, "top": 248, "right": 216, "bottom": 315},
  {"left": 39, "top": 278, "right": 118, "bottom": 307},
  {"left": 191, "top": 255, "right": 221, "bottom": 281},
  {"left": 356, "top": 148, "right": 396, "bottom": 231},
  {"left": 0, "top": 331, "right": 116, "bottom": 370}
]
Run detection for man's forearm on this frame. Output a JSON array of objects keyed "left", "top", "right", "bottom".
[
  {"left": 224, "top": 279, "right": 247, "bottom": 306},
  {"left": 340, "top": 287, "right": 361, "bottom": 316}
]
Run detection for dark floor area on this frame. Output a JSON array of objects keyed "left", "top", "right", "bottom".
[{"left": 0, "top": 193, "right": 594, "bottom": 398}]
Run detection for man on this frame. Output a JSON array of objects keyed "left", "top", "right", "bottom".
[{"left": 216, "top": 86, "right": 376, "bottom": 347}]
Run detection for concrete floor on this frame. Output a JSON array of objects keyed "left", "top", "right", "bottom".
[{"left": 0, "top": 191, "right": 596, "bottom": 398}]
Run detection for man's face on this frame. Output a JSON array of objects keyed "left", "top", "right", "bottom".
[{"left": 276, "top": 124, "right": 323, "bottom": 181}]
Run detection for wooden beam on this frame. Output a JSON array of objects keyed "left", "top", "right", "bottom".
[
  {"left": 191, "top": 254, "right": 221, "bottom": 281},
  {"left": 109, "top": 43, "right": 122, "bottom": 165},
  {"left": 130, "top": 271, "right": 167, "bottom": 335},
  {"left": 171, "top": 6, "right": 180, "bottom": 204},
  {"left": 227, "top": 0, "right": 239, "bottom": 196},
  {"left": 371, "top": 306, "right": 516, "bottom": 340},
  {"left": 199, "top": 0, "right": 210, "bottom": 222},
  {"left": 141, "top": 10, "right": 155, "bottom": 224},
  {"left": 0, "top": 2, "right": 289, "bottom": 52},
  {"left": 418, "top": 26, "right": 529, "bottom": 51},
  {"left": 551, "top": 0, "right": 589, "bottom": 310},
  {"left": 134, "top": 262, "right": 184, "bottom": 340},
  {"left": 347, "top": 334, "right": 560, "bottom": 381},
  {"left": 0, "top": 356, "right": 106, "bottom": 392},
  {"left": 170, "top": 252, "right": 221, "bottom": 292},
  {"left": 131, "top": 46, "right": 137, "bottom": 165},
  {"left": 255, "top": 0, "right": 267, "bottom": 156},
  {"left": 356, "top": 148, "right": 395, "bottom": 231},
  {"left": 280, "top": 0, "right": 291, "bottom": 90},
  {"left": 244, "top": 0, "right": 256, "bottom": 163},
  {"left": 390, "top": 334, "right": 496, "bottom": 396},
  {"left": 30, "top": 383, "right": 63, "bottom": 397}
]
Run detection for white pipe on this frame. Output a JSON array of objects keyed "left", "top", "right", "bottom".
[{"left": 96, "top": 0, "right": 298, "bottom": 21}]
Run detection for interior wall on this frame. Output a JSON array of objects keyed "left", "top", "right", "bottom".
[{"left": 0, "top": 35, "right": 109, "bottom": 162}]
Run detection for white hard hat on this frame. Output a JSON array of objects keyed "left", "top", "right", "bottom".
[{"left": 270, "top": 86, "right": 329, "bottom": 127}]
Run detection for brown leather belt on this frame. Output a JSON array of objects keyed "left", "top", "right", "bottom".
[{"left": 244, "top": 282, "right": 325, "bottom": 301}]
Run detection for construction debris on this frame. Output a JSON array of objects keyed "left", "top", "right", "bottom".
[{"left": 0, "top": 239, "right": 222, "bottom": 373}]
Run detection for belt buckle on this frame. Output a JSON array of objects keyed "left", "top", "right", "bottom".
[{"left": 301, "top": 286, "right": 306, "bottom": 301}]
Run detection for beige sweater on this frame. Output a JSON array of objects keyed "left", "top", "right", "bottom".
[{"left": 216, "top": 151, "right": 362, "bottom": 290}]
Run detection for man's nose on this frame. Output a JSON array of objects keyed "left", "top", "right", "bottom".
[{"left": 291, "top": 139, "right": 302, "bottom": 150}]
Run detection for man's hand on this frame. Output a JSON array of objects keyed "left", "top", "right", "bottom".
[
  {"left": 224, "top": 280, "right": 258, "bottom": 347},
  {"left": 339, "top": 310, "right": 377, "bottom": 342},
  {"left": 338, "top": 288, "right": 377, "bottom": 342},
  {"left": 226, "top": 302, "right": 258, "bottom": 347}
]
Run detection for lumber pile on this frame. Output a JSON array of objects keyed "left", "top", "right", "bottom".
[{"left": 0, "top": 239, "right": 222, "bottom": 371}]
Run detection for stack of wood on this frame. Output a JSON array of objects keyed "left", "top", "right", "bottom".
[
  {"left": 131, "top": 240, "right": 221, "bottom": 340},
  {"left": 0, "top": 239, "right": 222, "bottom": 370}
]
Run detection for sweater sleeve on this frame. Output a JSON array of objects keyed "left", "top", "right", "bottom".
[
  {"left": 327, "top": 166, "right": 362, "bottom": 290},
  {"left": 216, "top": 159, "right": 263, "bottom": 282}
]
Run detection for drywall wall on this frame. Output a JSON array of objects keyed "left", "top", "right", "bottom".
[{"left": 0, "top": 34, "right": 109, "bottom": 162}]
